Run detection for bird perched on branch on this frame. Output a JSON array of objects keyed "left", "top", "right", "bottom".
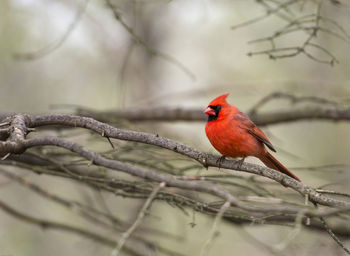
[{"left": 204, "top": 93, "right": 301, "bottom": 182}]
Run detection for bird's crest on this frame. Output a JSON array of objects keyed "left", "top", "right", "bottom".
[{"left": 208, "top": 93, "right": 229, "bottom": 106}]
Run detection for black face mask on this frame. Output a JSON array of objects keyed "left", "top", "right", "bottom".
[{"left": 207, "top": 105, "right": 221, "bottom": 121}]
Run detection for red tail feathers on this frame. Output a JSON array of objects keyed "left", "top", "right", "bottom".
[{"left": 260, "top": 152, "right": 301, "bottom": 182}]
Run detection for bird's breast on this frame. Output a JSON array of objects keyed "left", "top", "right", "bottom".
[{"left": 205, "top": 120, "right": 262, "bottom": 158}]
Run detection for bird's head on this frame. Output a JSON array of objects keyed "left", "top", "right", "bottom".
[{"left": 204, "top": 93, "right": 231, "bottom": 122}]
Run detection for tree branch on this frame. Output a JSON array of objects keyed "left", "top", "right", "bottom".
[{"left": 0, "top": 114, "right": 349, "bottom": 213}]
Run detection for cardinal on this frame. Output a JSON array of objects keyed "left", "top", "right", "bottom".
[{"left": 204, "top": 93, "right": 301, "bottom": 182}]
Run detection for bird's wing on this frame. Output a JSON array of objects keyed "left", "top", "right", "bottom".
[{"left": 234, "top": 111, "right": 276, "bottom": 152}]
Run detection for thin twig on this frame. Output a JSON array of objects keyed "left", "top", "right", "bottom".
[
  {"left": 231, "top": 0, "right": 297, "bottom": 30},
  {"left": 0, "top": 122, "right": 10, "bottom": 127},
  {"left": 1, "top": 153, "right": 11, "bottom": 160},
  {"left": 316, "top": 189, "right": 350, "bottom": 198},
  {"left": 274, "top": 209, "right": 305, "bottom": 251},
  {"left": 200, "top": 201, "right": 231, "bottom": 256},
  {"left": 112, "top": 182, "right": 166, "bottom": 256},
  {"left": 105, "top": 0, "right": 196, "bottom": 81},
  {"left": 312, "top": 201, "right": 350, "bottom": 255},
  {"left": 319, "top": 217, "right": 350, "bottom": 255},
  {"left": 236, "top": 0, "right": 345, "bottom": 64}
]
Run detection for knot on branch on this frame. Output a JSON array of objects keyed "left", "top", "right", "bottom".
[
  {"left": 0, "top": 140, "right": 27, "bottom": 156},
  {"left": 0, "top": 114, "right": 31, "bottom": 156},
  {"left": 8, "top": 114, "right": 29, "bottom": 141}
]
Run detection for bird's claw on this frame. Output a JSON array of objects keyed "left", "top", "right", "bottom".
[
  {"left": 235, "top": 157, "right": 245, "bottom": 169},
  {"left": 216, "top": 156, "right": 226, "bottom": 169}
]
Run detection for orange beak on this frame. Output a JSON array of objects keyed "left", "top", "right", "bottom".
[{"left": 204, "top": 107, "right": 216, "bottom": 116}]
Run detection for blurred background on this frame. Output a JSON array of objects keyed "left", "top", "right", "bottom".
[{"left": 1, "top": 0, "right": 350, "bottom": 255}]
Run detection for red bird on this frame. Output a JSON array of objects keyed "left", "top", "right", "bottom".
[{"left": 204, "top": 93, "right": 301, "bottom": 182}]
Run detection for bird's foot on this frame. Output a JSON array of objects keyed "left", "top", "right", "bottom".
[
  {"left": 235, "top": 157, "right": 246, "bottom": 169},
  {"left": 216, "top": 155, "right": 226, "bottom": 169}
]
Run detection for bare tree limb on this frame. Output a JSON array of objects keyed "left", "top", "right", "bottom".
[{"left": 0, "top": 114, "right": 349, "bottom": 213}]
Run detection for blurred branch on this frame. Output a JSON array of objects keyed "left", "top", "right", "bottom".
[
  {"left": 74, "top": 92, "right": 350, "bottom": 124},
  {"left": 0, "top": 199, "right": 144, "bottom": 256},
  {"left": 114, "top": 182, "right": 166, "bottom": 255},
  {"left": 73, "top": 104, "right": 350, "bottom": 126},
  {"left": 319, "top": 216, "right": 350, "bottom": 255},
  {"left": 4, "top": 154, "right": 349, "bottom": 237},
  {"left": 231, "top": 0, "right": 298, "bottom": 30},
  {"left": 247, "top": 91, "right": 342, "bottom": 116},
  {"left": 0, "top": 168, "right": 185, "bottom": 255},
  {"left": 105, "top": 0, "right": 196, "bottom": 81},
  {"left": 200, "top": 201, "right": 230, "bottom": 256},
  {"left": 273, "top": 209, "right": 304, "bottom": 251},
  {"left": 7, "top": 155, "right": 350, "bottom": 236},
  {"left": 313, "top": 202, "right": 350, "bottom": 255},
  {"left": 2, "top": 93, "right": 349, "bottom": 126},
  {"left": 13, "top": 0, "right": 90, "bottom": 60},
  {"left": 231, "top": 0, "right": 348, "bottom": 64},
  {"left": 240, "top": 228, "right": 281, "bottom": 256}
]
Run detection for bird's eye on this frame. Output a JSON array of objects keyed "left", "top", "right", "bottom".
[{"left": 209, "top": 105, "right": 221, "bottom": 111}]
